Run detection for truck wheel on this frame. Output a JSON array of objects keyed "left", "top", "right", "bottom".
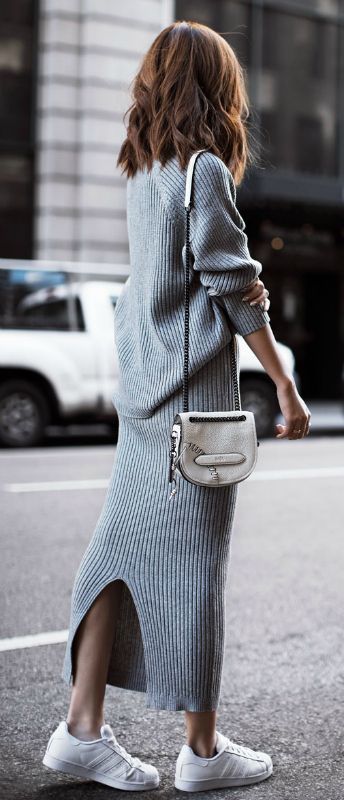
[
  {"left": 240, "top": 378, "right": 277, "bottom": 439},
  {"left": 0, "top": 379, "right": 50, "bottom": 447}
]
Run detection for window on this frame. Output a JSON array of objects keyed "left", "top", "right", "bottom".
[
  {"left": 0, "top": 0, "right": 36, "bottom": 257},
  {"left": 0, "top": 269, "right": 85, "bottom": 331},
  {"left": 19, "top": 297, "right": 71, "bottom": 330},
  {"left": 261, "top": 9, "right": 339, "bottom": 175},
  {"left": 176, "top": 1, "right": 341, "bottom": 179},
  {"left": 175, "top": 1, "right": 250, "bottom": 66},
  {"left": 272, "top": 0, "right": 339, "bottom": 16}
]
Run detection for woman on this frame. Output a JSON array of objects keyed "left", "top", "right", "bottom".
[{"left": 43, "top": 20, "right": 311, "bottom": 793}]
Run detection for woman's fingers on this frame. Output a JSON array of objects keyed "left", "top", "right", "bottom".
[
  {"left": 276, "top": 423, "right": 296, "bottom": 439},
  {"left": 241, "top": 277, "right": 260, "bottom": 295},
  {"left": 289, "top": 411, "right": 311, "bottom": 438},
  {"left": 241, "top": 278, "right": 261, "bottom": 300},
  {"left": 249, "top": 291, "right": 270, "bottom": 310},
  {"left": 301, "top": 414, "right": 312, "bottom": 437},
  {"left": 276, "top": 415, "right": 312, "bottom": 439},
  {"left": 259, "top": 295, "right": 270, "bottom": 311},
  {"left": 242, "top": 280, "right": 270, "bottom": 307},
  {"left": 275, "top": 424, "right": 286, "bottom": 438},
  {"left": 250, "top": 292, "right": 267, "bottom": 305}
]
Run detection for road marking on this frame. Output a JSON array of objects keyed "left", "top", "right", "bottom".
[
  {"left": 249, "top": 466, "right": 344, "bottom": 481},
  {"left": 2, "top": 465, "right": 344, "bottom": 492},
  {"left": 3, "top": 479, "right": 109, "bottom": 493},
  {"left": 0, "top": 629, "right": 68, "bottom": 652},
  {"left": 0, "top": 447, "right": 114, "bottom": 460}
]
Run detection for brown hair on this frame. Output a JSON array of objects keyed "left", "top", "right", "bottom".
[{"left": 117, "top": 20, "right": 255, "bottom": 185}]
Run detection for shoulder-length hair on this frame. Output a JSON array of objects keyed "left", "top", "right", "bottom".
[{"left": 117, "top": 20, "right": 256, "bottom": 185}]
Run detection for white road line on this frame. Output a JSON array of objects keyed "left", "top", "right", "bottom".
[
  {"left": 0, "top": 630, "right": 68, "bottom": 652},
  {"left": 0, "top": 447, "right": 114, "bottom": 460},
  {"left": 249, "top": 466, "right": 344, "bottom": 481},
  {"left": 3, "top": 479, "right": 109, "bottom": 493},
  {"left": 2, "top": 465, "right": 344, "bottom": 493}
]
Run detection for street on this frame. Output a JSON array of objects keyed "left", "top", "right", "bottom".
[{"left": 1, "top": 435, "right": 343, "bottom": 800}]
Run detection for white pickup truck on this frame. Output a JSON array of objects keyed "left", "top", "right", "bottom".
[{"left": 0, "top": 263, "right": 297, "bottom": 447}]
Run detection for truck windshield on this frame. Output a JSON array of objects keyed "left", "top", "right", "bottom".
[{"left": 0, "top": 268, "right": 85, "bottom": 331}]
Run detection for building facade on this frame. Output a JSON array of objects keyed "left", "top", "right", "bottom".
[
  {"left": 0, "top": 0, "right": 343, "bottom": 399},
  {"left": 0, "top": 0, "right": 172, "bottom": 263},
  {"left": 35, "top": 0, "right": 173, "bottom": 264}
]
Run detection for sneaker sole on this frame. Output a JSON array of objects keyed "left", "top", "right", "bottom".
[
  {"left": 174, "top": 762, "right": 273, "bottom": 791},
  {"left": 42, "top": 752, "right": 159, "bottom": 791}
]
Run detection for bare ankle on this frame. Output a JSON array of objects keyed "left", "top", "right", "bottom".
[
  {"left": 187, "top": 737, "right": 217, "bottom": 759},
  {"left": 66, "top": 716, "right": 104, "bottom": 741}
]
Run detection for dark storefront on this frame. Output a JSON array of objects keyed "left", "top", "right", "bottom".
[
  {"left": 176, "top": 0, "right": 344, "bottom": 400},
  {"left": 0, "top": 0, "right": 38, "bottom": 259}
]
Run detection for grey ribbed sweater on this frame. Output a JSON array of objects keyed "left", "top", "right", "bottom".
[
  {"left": 112, "top": 150, "right": 270, "bottom": 419},
  {"left": 61, "top": 150, "right": 270, "bottom": 713}
]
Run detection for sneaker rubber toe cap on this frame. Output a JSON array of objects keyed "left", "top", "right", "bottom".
[
  {"left": 142, "top": 763, "right": 159, "bottom": 786},
  {"left": 257, "top": 752, "right": 273, "bottom": 774}
]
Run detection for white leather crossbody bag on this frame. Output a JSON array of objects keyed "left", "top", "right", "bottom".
[{"left": 168, "top": 149, "right": 259, "bottom": 500}]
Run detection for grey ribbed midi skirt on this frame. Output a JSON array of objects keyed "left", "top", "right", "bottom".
[{"left": 61, "top": 340, "right": 239, "bottom": 711}]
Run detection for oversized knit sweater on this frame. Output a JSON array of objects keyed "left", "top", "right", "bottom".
[{"left": 112, "top": 150, "right": 270, "bottom": 419}]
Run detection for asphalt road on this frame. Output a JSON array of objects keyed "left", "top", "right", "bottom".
[{"left": 0, "top": 435, "right": 343, "bottom": 800}]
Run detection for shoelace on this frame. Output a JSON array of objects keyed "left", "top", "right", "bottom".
[
  {"left": 224, "top": 738, "right": 257, "bottom": 759},
  {"left": 103, "top": 732, "right": 143, "bottom": 771}
]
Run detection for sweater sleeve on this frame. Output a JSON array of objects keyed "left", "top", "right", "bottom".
[{"left": 188, "top": 153, "right": 270, "bottom": 336}]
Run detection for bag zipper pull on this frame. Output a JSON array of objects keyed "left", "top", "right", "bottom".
[
  {"left": 169, "top": 477, "right": 178, "bottom": 500},
  {"left": 168, "top": 430, "right": 178, "bottom": 499}
]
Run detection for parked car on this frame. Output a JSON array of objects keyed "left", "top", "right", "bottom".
[{"left": 0, "top": 262, "right": 297, "bottom": 447}]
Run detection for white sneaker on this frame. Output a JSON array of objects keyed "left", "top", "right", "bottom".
[
  {"left": 42, "top": 720, "right": 159, "bottom": 791},
  {"left": 175, "top": 730, "right": 273, "bottom": 791}
]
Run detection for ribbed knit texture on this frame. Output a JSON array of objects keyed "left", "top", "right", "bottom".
[
  {"left": 61, "top": 151, "right": 270, "bottom": 711},
  {"left": 111, "top": 150, "right": 270, "bottom": 419},
  {"left": 62, "top": 348, "right": 239, "bottom": 711}
]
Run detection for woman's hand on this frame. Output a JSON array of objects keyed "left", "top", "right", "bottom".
[
  {"left": 241, "top": 278, "right": 270, "bottom": 312},
  {"left": 243, "top": 300, "right": 311, "bottom": 439},
  {"left": 275, "top": 378, "right": 311, "bottom": 439}
]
